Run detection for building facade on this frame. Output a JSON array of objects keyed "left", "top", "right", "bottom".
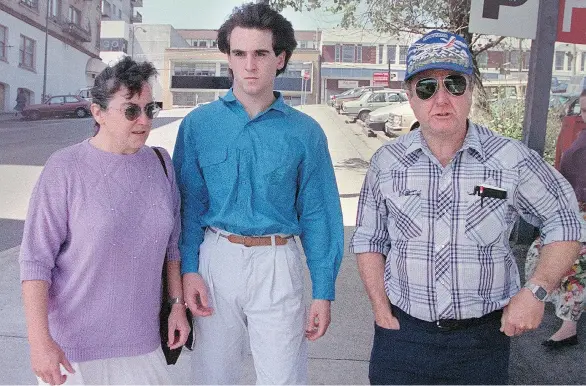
[
  {"left": 161, "top": 29, "right": 321, "bottom": 108},
  {"left": 0, "top": 0, "right": 103, "bottom": 112}
]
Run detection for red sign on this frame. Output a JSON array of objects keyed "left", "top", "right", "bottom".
[
  {"left": 557, "top": 0, "right": 586, "bottom": 44},
  {"left": 301, "top": 69, "right": 310, "bottom": 80},
  {"left": 373, "top": 72, "right": 389, "bottom": 86}
]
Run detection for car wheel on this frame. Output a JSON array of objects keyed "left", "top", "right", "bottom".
[
  {"left": 29, "top": 111, "right": 41, "bottom": 120},
  {"left": 358, "top": 111, "right": 369, "bottom": 122},
  {"left": 75, "top": 108, "right": 88, "bottom": 118}
]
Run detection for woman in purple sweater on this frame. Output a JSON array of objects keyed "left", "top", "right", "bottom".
[{"left": 19, "top": 57, "right": 190, "bottom": 385}]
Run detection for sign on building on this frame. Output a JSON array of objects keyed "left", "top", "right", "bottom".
[
  {"left": 338, "top": 80, "right": 359, "bottom": 89},
  {"left": 373, "top": 72, "right": 389, "bottom": 87},
  {"left": 469, "top": 0, "right": 540, "bottom": 39},
  {"left": 557, "top": 0, "right": 586, "bottom": 44}
]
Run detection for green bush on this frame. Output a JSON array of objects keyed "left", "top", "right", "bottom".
[{"left": 473, "top": 99, "right": 561, "bottom": 166}]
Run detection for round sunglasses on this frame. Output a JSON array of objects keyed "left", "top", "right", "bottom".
[
  {"left": 414, "top": 74, "right": 468, "bottom": 100},
  {"left": 113, "top": 102, "right": 161, "bottom": 121}
]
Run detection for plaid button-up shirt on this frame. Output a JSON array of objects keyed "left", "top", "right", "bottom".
[{"left": 350, "top": 122, "right": 586, "bottom": 322}]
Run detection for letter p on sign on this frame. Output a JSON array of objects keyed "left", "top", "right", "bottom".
[
  {"left": 557, "top": 0, "right": 586, "bottom": 43},
  {"left": 469, "top": 0, "right": 539, "bottom": 39}
]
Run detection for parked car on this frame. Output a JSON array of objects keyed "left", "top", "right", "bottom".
[
  {"left": 364, "top": 100, "right": 409, "bottom": 131},
  {"left": 554, "top": 95, "right": 586, "bottom": 169},
  {"left": 328, "top": 88, "right": 353, "bottom": 107},
  {"left": 334, "top": 86, "right": 386, "bottom": 112},
  {"left": 384, "top": 103, "right": 419, "bottom": 137},
  {"left": 21, "top": 95, "right": 91, "bottom": 120},
  {"left": 341, "top": 89, "right": 406, "bottom": 122},
  {"left": 77, "top": 87, "right": 93, "bottom": 102},
  {"left": 549, "top": 93, "right": 580, "bottom": 119}
]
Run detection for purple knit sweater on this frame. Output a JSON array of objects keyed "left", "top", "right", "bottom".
[{"left": 19, "top": 139, "right": 181, "bottom": 363}]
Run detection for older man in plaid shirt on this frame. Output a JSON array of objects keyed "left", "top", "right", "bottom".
[{"left": 350, "top": 30, "right": 586, "bottom": 385}]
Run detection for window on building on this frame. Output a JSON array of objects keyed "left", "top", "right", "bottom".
[
  {"left": 118, "top": 10, "right": 122, "bottom": 19},
  {"left": 112, "top": 4, "right": 117, "bottom": 18},
  {"left": 523, "top": 51, "right": 530, "bottom": 70},
  {"left": 387, "top": 45, "right": 396, "bottom": 64},
  {"left": 356, "top": 45, "right": 362, "bottom": 63},
  {"left": 342, "top": 44, "right": 354, "bottom": 63},
  {"left": 19, "top": 35, "right": 35, "bottom": 70},
  {"left": 582, "top": 52, "right": 586, "bottom": 72},
  {"left": 300, "top": 40, "right": 307, "bottom": 49},
  {"left": 378, "top": 45, "right": 384, "bottom": 64},
  {"left": 566, "top": 53, "right": 574, "bottom": 72},
  {"left": 197, "top": 40, "right": 207, "bottom": 48},
  {"left": 509, "top": 51, "right": 520, "bottom": 70},
  {"left": 68, "top": 6, "right": 81, "bottom": 25},
  {"left": 0, "top": 25, "right": 7, "bottom": 61},
  {"left": 334, "top": 45, "right": 341, "bottom": 62},
  {"left": 211, "top": 40, "right": 218, "bottom": 48},
  {"left": 399, "top": 45, "right": 408, "bottom": 65},
  {"left": 50, "top": 0, "right": 61, "bottom": 18},
  {"left": 554, "top": 51, "right": 565, "bottom": 71},
  {"left": 476, "top": 51, "right": 488, "bottom": 68},
  {"left": 20, "top": 0, "right": 38, "bottom": 9},
  {"left": 220, "top": 63, "right": 229, "bottom": 76},
  {"left": 173, "top": 62, "right": 216, "bottom": 76}
]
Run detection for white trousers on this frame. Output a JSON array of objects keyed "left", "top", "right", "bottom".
[
  {"left": 191, "top": 228, "right": 308, "bottom": 385},
  {"left": 37, "top": 348, "right": 171, "bottom": 385}
]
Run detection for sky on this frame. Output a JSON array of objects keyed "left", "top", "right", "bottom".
[{"left": 140, "top": 0, "right": 341, "bottom": 31}]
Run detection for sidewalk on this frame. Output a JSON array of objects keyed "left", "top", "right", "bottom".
[{"left": 0, "top": 112, "right": 21, "bottom": 123}]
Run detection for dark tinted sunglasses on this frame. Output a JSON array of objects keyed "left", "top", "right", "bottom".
[
  {"left": 120, "top": 102, "right": 160, "bottom": 121},
  {"left": 415, "top": 74, "right": 468, "bottom": 100}
]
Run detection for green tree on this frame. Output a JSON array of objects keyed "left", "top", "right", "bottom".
[{"left": 269, "top": 0, "right": 506, "bottom": 85}]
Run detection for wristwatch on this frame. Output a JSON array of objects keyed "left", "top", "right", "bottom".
[
  {"left": 168, "top": 297, "right": 185, "bottom": 306},
  {"left": 524, "top": 282, "right": 549, "bottom": 302}
]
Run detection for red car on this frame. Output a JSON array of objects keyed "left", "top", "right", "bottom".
[
  {"left": 22, "top": 95, "right": 91, "bottom": 120},
  {"left": 554, "top": 96, "right": 586, "bottom": 169}
]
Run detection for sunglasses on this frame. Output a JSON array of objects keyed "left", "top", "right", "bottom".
[
  {"left": 414, "top": 74, "right": 468, "bottom": 100},
  {"left": 115, "top": 102, "right": 160, "bottom": 121}
]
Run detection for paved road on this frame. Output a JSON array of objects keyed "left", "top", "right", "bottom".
[{"left": 0, "top": 105, "right": 584, "bottom": 384}]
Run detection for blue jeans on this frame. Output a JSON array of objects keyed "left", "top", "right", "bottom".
[{"left": 369, "top": 306, "right": 510, "bottom": 385}]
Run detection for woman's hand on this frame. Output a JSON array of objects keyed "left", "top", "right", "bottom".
[
  {"left": 30, "top": 337, "right": 75, "bottom": 385},
  {"left": 167, "top": 304, "right": 191, "bottom": 349}
]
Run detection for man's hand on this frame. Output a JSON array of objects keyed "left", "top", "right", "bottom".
[
  {"left": 167, "top": 304, "right": 192, "bottom": 349},
  {"left": 30, "top": 337, "right": 75, "bottom": 385},
  {"left": 374, "top": 305, "right": 400, "bottom": 330},
  {"left": 500, "top": 288, "right": 545, "bottom": 337},
  {"left": 305, "top": 299, "right": 331, "bottom": 341},
  {"left": 183, "top": 273, "right": 213, "bottom": 317}
]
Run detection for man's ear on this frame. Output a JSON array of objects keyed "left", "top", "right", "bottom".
[{"left": 276, "top": 51, "right": 286, "bottom": 70}]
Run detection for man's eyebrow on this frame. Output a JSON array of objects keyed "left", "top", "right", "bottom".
[{"left": 230, "top": 49, "right": 271, "bottom": 54}]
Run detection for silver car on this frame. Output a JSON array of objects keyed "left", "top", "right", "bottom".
[
  {"left": 364, "top": 101, "right": 410, "bottom": 131},
  {"left": 384, "top": 102, "right": 419, "bottom": 137},
  {"left": 341, "top": 90, "right": 407, "bottom": 122}
]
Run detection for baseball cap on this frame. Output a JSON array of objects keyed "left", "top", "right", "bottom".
[{"left": 404, "top": 30, "right": 473, "bottom": 81}]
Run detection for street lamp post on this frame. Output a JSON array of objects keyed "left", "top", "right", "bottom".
[
  {"left": 130, "top": 26, "right": 147, "bottom": 59},
  {"left": 42, "top": 1, "right": 50, "bottom": 102}
]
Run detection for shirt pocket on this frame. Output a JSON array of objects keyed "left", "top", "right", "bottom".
[
  {"left": 465, "top": 195, "right": 509, "bottom": 246},
  {"left": 384, "top": 190, "right": 422, "bottom": 240},
  {"left": 198, "top": 149, "right": 229, "bottom": 196}
]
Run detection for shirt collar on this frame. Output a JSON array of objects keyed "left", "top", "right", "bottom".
[
  {"left": 403, "top": 120, "right": 486, "bottom": 162},
  {"left": 220, "top": 89, "right": 290, "bottom": 115}
]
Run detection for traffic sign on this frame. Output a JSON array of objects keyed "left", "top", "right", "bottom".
[
  {"left": 557, "top": 0, "right": 586, "bottom": 44},
  {"left": 469, "top": 0, "right": 539, "bottom": 39}
]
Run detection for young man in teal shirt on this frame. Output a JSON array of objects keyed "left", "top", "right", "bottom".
[{"left": 173, "top": 3, "right": 344, "bottom": 384}]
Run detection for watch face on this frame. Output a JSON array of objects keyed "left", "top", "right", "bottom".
[{"left": 535, "top": 287, "right": 548, "bottom": 300}]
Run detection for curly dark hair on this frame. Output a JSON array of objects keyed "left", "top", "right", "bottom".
[{"left": 217, "top": 2, "right": 297, "bottom": 76}]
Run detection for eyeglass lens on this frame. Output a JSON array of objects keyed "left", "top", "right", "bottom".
[
  {"left": 415, "top": 75, "right": 468, "bottom": 100},
  {"left": 124, "top": 103, "right": 160, "bottom": 121}
]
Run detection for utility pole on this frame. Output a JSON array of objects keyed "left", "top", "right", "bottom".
[{"left": 42, "top": 0, "right": 50, "bottom": 102}]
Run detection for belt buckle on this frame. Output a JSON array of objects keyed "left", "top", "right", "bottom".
[
  {"left": 436, "top": 319, "right": 460, "bottom": 331},
  {"left": 242, "top": 236, "right": 254, "bottom": 247}
]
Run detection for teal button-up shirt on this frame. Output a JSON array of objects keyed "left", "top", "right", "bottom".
[{"left": 173, "top": 90, "right": 344, "bottom": 300}]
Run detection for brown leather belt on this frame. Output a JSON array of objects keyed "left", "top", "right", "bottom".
[{"left": 209, "top": 227, "right": 293, "bottom": 247}]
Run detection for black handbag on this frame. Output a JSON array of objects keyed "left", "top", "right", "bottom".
[{"left": 153, "top": 147, "right": 194, "bottom": 365}]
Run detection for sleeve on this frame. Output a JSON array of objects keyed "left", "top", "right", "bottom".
[
  {"left": 349, "top": 154, "right": 391, "bottom": 255},
  {"left": 295, "top": 132, "right": 344, "bottom": 300},
  {"left": 515, "top": 147, "right": 586, "bottom": 245},
  {"left": 172, "top": 115, "right": 209, "bottom": 274},
  {"left": 19, "top": 156, "right": 69, "bottom": 285},
  {"left": 160, "top": 148, "right": 181, "bottom": 262}
]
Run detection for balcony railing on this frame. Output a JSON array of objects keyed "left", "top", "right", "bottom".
[
  {"left": 132, "top": 0, "right": 143, "bottom": 7},
  {"left": 131, "top": 11, "right": 143, "bottom": 23},
  {"left": 62, "top": 22, "right": 92, "bottom": 42},
  {"left": 19, "top": 0, "right": 39, "bottom": 9}
]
